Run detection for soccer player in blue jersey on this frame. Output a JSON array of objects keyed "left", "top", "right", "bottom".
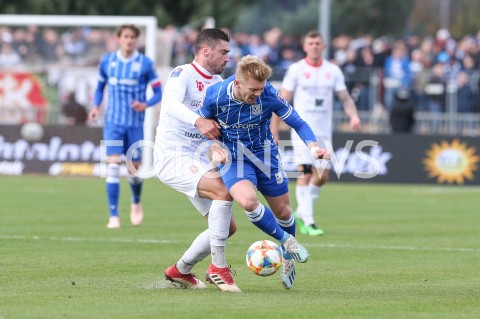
[
  {"left": 198, "top": 55, "right": 331, "bottom": 289},
  {"left": 88, "top": 24, "right": 162, "bottom": 229}
]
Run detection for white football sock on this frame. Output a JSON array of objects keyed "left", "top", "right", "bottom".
[
  {"left": 209, "top": 200, "right": 233, "bottom": 268},
  {"left": 177, "top": 229, "right": 210, "bottom": 274},
  {"left": 310, "top": 184, "right": 321, "bottom": 203},
  {"left": 295, "top": 184, "right": 308, "bottom": 219},
  {"left": 304, "top": 184, "right": 322, "bottom": 226},
  {"left": 302, "top": 187, "right": 315, "bottom": 226}
]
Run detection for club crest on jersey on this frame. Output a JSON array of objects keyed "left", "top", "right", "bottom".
[
  {"left": 170, "top": 67, "right": 183, "bottom": 78},
  {"left": 276, "top": 92, "right": 288, "bottom": 106},
  {"left": 196, "top": 80, "right": 204, "bottom": 92},
  {"left": 325, "top": 72, "right": 331, "bottom": 79},
  {"left": 251, "top": 104, "right": 262, "bottom": 115},
  {"left": 304, "top": 72, "right": 311, "bottom": 79},
  {"left": 132, "top": 62, "right": 141, "bottom": 72}
]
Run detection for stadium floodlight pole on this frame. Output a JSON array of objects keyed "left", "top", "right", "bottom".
[
  {"left": 318, "top": 0, "right": 331, "bottom": 59},
  {"left": 0, "top": 14, "right": 158, "bottom": 171}
]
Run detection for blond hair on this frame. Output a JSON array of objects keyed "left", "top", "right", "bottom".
[{"left": 235, "top": 55, "right": 272, "bottom": 82}]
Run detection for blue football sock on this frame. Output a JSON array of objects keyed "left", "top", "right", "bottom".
[
  {"left": 129, "top": 176, "right": 143, "bottom": 204},
  {"left": 106, "top": 182, "right": 119, "bottom": 217},
  {"left": 106, "top": 163, "right": 120, "bottom": 217},
  {"left": 245, "top": 203, "right": 285, "bottom": 241},
  {"left": 277, "top": 212, "right": 296, "bottom": 237}
]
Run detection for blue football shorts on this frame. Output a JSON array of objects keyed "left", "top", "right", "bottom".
[
  {"left": 219, "top": 149, "right": 289, "bottom": 197},
  {"left": 103, "top": 124, "right": 143, "bottom": 162}
]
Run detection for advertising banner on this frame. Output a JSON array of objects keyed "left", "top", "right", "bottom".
[{"left": 1, "top": 126, "right": 479, "bottom": 185}]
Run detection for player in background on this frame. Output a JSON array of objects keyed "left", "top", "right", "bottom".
[
  {"left": 271, "top": 31, "right": 361, "bottom": 236},
  {"left": 88, "top": 24, "right": 162, "bottom": 229},
  {"left": 198, "top": 55, "right": 331, "bottom": 290},
  {"left": 154, "top": 28, "right": 240, "bottom": 293}
]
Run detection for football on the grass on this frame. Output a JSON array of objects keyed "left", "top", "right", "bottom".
[{"left": 246, "top": 240, "right": 282, "bottom": 276}]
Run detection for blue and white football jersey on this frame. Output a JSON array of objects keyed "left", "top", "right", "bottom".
[
  {"left": 97, "top": 50, "right": 160, "bottom": 127},
  {"left": 198, "top": 75, "right": 316, "bottom": 158}
]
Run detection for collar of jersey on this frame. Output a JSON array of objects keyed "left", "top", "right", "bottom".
[
  {"left": 116, "top": 50, "right": 139, "bottom": 63},
  {"left": 191, "top": 61, "right": 212, "bottom": 79},
  {"left": 304, "top": 58, "right": 323, "bottom": 68},
  {"left": 227, "top": 81, "right": 244, "bottom": 104}
]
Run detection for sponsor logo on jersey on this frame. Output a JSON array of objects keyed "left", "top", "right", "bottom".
[
  {"left": 184, "top": 131, "right": 205, "bottom": 139},
  {"left": 218, "top": 119, "right": 259, "bottom": 130},
  {"left": 251, "top": 104, "right": 262, "bottom": 115},
  {"left": 304, "top": 72, "right": 311, "bottom": 79},
  {"left": 170, "top": 67, "right": 183, "bottom": 77},
  {"left": 229, "top": 123, "right": 259, "bottom": 129},
  {"left": 191, "top": 99, "right": 204, "bottom": 108},
  {"left": 276, "top": 92, "right": 288, "bottom": 106},
  {"left": 221, "top": 107, "right": 227, "bottom": 113},
  {"left": 196, "top": 80, "right": 204, "bottom": 92},
  {"left": 325, "top": 72, "right": 331, "bottom": 79},
  {"left": 108, "top": 78, "right": 139, "bottom": 86}
]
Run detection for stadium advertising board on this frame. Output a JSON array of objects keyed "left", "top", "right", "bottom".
[
  {"left": 0, "top": 125, "right": 479, "bottom": 185},
  {"left": 0, "top": 72, "right": 48, "bottom": 124},
  {"left": 279, "top": 132, "right": 480, "bottom": 186}
]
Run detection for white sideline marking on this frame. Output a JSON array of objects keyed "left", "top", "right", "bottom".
[{"left": 1, "top": 235, "right": 479, "bottom": 253}]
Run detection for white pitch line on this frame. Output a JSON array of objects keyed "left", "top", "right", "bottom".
[{"left": 1, "top": 234, "right": 479, "bottom": 253}]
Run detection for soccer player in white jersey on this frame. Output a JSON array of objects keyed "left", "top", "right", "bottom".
[
  {"left": 88, "top": 24, "right": 162, "bottom": 229},
  {"left": 272, "top": 31, "right": 361, "bottom": 236},
  {"left": 198, "top": 55, "right": 331, "bottom": 289},
  {"left": 154, "top": 28, "right": 240, "bottom": 293}
]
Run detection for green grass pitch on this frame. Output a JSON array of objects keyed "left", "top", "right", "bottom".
[{"left": 1, "top": 175, "right": 479, "bottom": 319}]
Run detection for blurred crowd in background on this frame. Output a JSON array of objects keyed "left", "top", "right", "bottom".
[{"left": 1, "top": 24, "right": 480, "bottom": 134}]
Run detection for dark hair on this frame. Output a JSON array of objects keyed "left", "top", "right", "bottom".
[
  {"left": 116, "top": 24, "right": 140, "bottom": 38},
  {"left": 195, "top": 28, "right": 230, "bottom": 53}
]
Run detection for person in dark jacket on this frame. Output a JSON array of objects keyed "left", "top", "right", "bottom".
[{"left": 390, "top": 88, "right": 415, "bottom": 133}]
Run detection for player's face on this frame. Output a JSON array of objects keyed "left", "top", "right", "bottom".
[
  {"left": 118, "top": 28, "right": 138, "bottom": 56},
  {"left": 303, "top": 36, "right": 325, "bottom": 60},
  {"left": 234, "top": 77, "right": 266, "bottom": 104},
  {"left": 205, "top": 40, "right": 230, "bottom": 75}
]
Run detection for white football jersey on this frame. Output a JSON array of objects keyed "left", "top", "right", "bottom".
[
  {"left": 155, "top": 61, "right": 223, "bottom": 151},
  {"left": 282, "top": 58, "right": 347, "bottom": 140}
]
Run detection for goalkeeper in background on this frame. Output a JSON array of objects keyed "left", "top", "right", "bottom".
[{"left": 88, "top": 24, "right": 162, "bottom": 229}]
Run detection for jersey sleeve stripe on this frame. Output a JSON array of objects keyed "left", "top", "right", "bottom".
[{"left": 279, "top": 106, "right": 293, "bottom": 120}]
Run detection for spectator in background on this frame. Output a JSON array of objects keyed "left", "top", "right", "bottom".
[
  {"left": 354, "top": 46, "right": 376, "bottom": 111},
  {"left": 62, "top": 28, "right": 87, "bottom": 62},
  {"left": 390, "top": 88, "right": 415, "bottom": 133},
  {"left": 456, "top": 71, "right": 475, "bottom": 113},
  {"left": 383, "top": 40, "right": 411, "bottom": 112},
  {"left": 39, "top": 28, "right": 61, "bottom": 62},
  {"left": 0, "top": 42, "right": 22, "bottom": 67},
  {"left": 424, "top": 63, "right": 446, "bottom": 133},
  {"left": 61, "top": 91, "right": 88, "bottom": 125}
]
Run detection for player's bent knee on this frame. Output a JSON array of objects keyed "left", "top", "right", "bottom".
[
  {"left": 238, "top": 197, "right": 259, "bottom": 212},
  {"left": 276, "top": 206, "right": 292, "bottom": 220}
]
